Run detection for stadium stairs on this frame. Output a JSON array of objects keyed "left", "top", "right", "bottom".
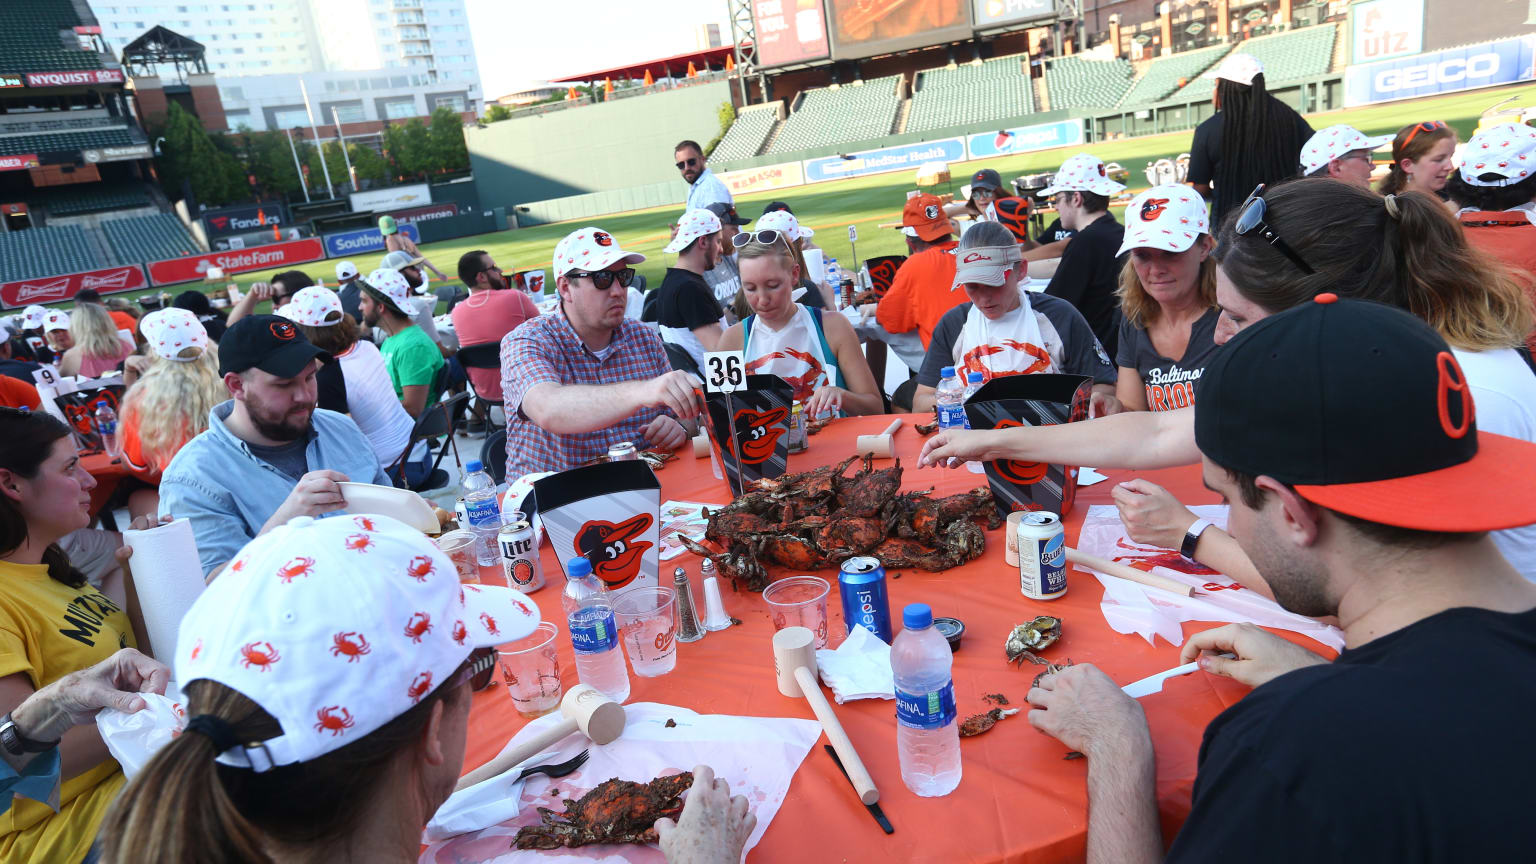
[{"left": 1166, "top": 23, "right": 1338, "bottom": 101}]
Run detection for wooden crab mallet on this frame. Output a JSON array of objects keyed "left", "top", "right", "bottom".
[
  {"left": 455, "top": 684, "right": 625, "bottom": 791},
  {"left": 854, "top": 418, "right": 903, "bottom": 459},
  {"left": 773, "top": 626, "right": 880, "bottom": 805}
]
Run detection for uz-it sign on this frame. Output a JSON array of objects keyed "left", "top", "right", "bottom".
[{"left": 1345, "top": 35, "right": 1536, "bottom": 106}]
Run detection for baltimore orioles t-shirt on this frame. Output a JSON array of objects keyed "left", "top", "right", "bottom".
[{"left": 1115, "top": 308, "right": 1222, "bottom": 411}]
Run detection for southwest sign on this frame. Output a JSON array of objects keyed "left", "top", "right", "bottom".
[
  {"left": 322, "top": 221, "right": 420, "bottom": 258},
  {"left": 148, "top": 238, "right": 325, "bottom": 287},
  {"left": 1, "top": 265, "right": 146, "bottom": 309},
  {"left": 24, "top": 69, "right": 125, "bottom": 87}
]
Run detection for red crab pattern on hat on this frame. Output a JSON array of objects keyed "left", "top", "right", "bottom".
[
  {"left": 364, "top": 267, "right": 419, "bottom": 317},
  {"left": 1037, "top": 153, "right": 1126, "bottom": 198},
  {"left": 1118, "top": 184, "right": 1210, "bottom": 256},
  {"left": 139, "top": 307, "right": 210, "bottom": 361},
  {"left": 175, "top": 513, "right": 539, "bottom": 772},
  {"left": 755, "top": 209, "right": 814, "bottom": 242},
  {"left": 1460, "top": 123, "right": 1536, "bottom": 188},
  {"left": 280, "top": 286, "right": 344, "bottom": 328},
  {"left": 664, "top": 208, "right": 723, "bottom": 254},
  {"left": 1300, "top": 124, "right": 1394, "bottom": 175},
  {"left": 553, "top": 226, "right": 647, "bottom": 276}
]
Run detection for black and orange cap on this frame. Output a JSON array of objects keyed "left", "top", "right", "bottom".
[
  {"left": 1195, "top": 294, "right": 1536, "bottom": 532},
  {"left": 218, "top": 314, "right": 329, "bottom": 378}
]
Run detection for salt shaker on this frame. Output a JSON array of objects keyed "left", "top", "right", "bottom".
[{"left": 673, "top": 566, "right": 705, "bottom": 643}]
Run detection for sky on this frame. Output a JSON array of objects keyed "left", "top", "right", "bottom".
[{"left": 464, "top": 0, "right": 732, "bottom": 98}]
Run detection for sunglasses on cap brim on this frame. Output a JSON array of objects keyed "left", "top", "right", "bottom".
[
  {"left": 732, "top": 229, "right": 790, "bottom": 249},
  {"left": 565, "top": 267, "right": 635, "bottom": 290},
  {"left": 1234, "top": 184, "right": 1315, "bottom": 275},
  {"left": 449, "top": 646, "right": 496, "bottom": 692}
]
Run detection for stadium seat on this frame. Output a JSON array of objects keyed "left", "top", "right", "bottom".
[
  {"left": 100, "top": 214, "right": 200, "bottom": 264},
  {"left": 1168, "top": 23, "right": 1338, "bottom": 101},
  {"left": 0, "top": 225, "right": 106, "bottom": 281},
  {"left": 32, "top": 181, "right": 151, "bottom": 217},
  {"left": 766, "top": 75, "right": 903, "bottom": 155},
  {"left": 1043, "top": 55, "right": 1134, "bottom": 110},
  {"left": 0, "top": 128, "right": 137, "bottom": 158},
  {"left": 0, "top": 0, "right": 106, "bottom": 74},
  {"left": 906, "top": 54, "right": 1034, "bottom": 134},
  {"left": 1117, "top": 44, "right": 1233, "bottom": 108},
  {"left": 712, "top": 106, "right": 779, "bottom": 162}
]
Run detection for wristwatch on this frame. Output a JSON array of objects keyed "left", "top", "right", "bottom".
[
  {"left": 0, "top": 712, "right": 59, "bottom": 757},
  {"left": 1180, "top": 518, "right": 1214, "bottom": 564}
]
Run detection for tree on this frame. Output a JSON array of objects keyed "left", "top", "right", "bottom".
[
  {"left": 154, "top": 102, "right": 244, "bottom": 207},
  {"left": 427, "top": 105, "right": 469, "bottom": 175},
  {"left": 485, "top": 103, "right": 512, "bottom": 122},
  {"left": 347, "top": 142, "right": 388, "bottom": 185}
]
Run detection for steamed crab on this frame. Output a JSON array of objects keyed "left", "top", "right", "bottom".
[
  {"left": 959, "top": 707, "right": 1020, "bottom": 737},
  {"left": 513, "top": 772, "right": 694, "bottom": 849},
  {"left": 1004, "top": 616, "right": 1062, "bottom": 665}
]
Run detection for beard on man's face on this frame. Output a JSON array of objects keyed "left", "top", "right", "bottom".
[{"left": 248, "top": 396, "right": 314, "bottom": 442}]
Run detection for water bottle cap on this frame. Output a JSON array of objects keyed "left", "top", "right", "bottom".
[
  {"left": 567, "top": 556, "right": 592, "bottom": 578},
  {"left": 967, "top": 372, "right": 983, "bottom": 383},
  {"left": 902, "top": 603, "right": 933, "bottom": 630},
  {"left": 940, "top": 366, "right": 956, "bottom": 379},
  {"left": 465, "top": 460, "right": 483, "bottom": 473}
]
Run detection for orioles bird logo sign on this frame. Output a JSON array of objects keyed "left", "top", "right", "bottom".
[
  {"left": 724, "top": 407, "right": 787, "bottom": 464},
  {"left": 574, "top": 514, "right": 654, "bottom": 590},
  {"left": 991, "top": 419, "right": 1048, "bottom": 485},
  {"left": 1140, "top": 197, "right": 1170, "bottom": 221}
]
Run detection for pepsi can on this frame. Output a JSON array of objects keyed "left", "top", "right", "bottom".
[
  {"left": 1017, "top": 511, "right": 1067, "bottom": 600},
  {"left": 838, "top": 556, "right": 892, "bottom": 642}
]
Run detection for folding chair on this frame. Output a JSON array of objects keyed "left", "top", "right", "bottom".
[
  {"left": 388, "top": 391, "right": 470, "bottom": 492},
  {"left": 480, "top": 428, "right": 507, "bottom": 485},
  {"left": 455, "top": 341, "right": 504, "bottom": 431}
]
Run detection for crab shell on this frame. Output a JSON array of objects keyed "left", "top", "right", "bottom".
[{"left": 1004, "top": 615, "right": 1062, "bottom": 662}]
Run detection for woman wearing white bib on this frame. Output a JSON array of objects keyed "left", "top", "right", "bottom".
[{"left": 718, "top": 230, "right": 884, "bottom": 417}]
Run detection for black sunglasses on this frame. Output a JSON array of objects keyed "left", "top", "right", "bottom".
[
  {"left": 567, "top": 267, "right": 635, "bottom": 290},
  {"left": 450, "top": 646, "right": 497, "bottom": 692},
  {"left": 675, "top": 157, "right": 699, "bottom": 170},
  {"left": 732, "top": 229, "right": 789, "bottom": 249},
  {"left": 1233, "top": 185, "right": 1315, "bottom": 275}
]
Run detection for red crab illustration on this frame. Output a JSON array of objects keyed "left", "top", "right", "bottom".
[
  {"left": 276, "top": 556, "right": 315, "bottom": 584},
  {"left": 230, "top": 557, "right": 246, "bottom": 573},
  {"left": 407, "top": 671, "right": 433, "bottom": 703},
  {"left": 480, "top": 612, "right": 500, "bottom": 636},
  {"left": 404, "top": 612, "right": 433, "bottom": 643},
  {"left": 352, "top": 516, "right": 378, "bottom": 532},
  {"left": 574, "top": 514, "right": 655, "bottom": 590},
  {"left": 406, "top": 555, "right": 435, "bottom": 582},
  {"left": 314, "top": 705, "right": 355, "bottom": 736},
  {"left": 240, "top": 641, "right": 281, "bottom": 671},
  {"left": 330, "top": 631, "right": 371, "bottom": 662},
  {"left": 747, "top": 347, "right": 825, "bottom": 402},
  {"left": 344, "top": 533, "right": 374, "bottom": 553},
  {"left": 451, "top": 620, "right": 468, "bottom": 645},
  {"left": 190, "top": 638, "right": 203, "bottom": 661}
]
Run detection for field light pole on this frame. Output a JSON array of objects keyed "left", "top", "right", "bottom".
[
  {"left": 332, "top": 105, "right": 358, "bottom": 193},
  {"left": 285, "top": 127, "right": 312, "bottom": 203},
  {"left": 299, "top": 79, "right": 335, "bottom": 199}
]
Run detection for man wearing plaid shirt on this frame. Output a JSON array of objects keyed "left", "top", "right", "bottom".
[{"left": 501, "top": 227, "right": 701, "bottom": 478}]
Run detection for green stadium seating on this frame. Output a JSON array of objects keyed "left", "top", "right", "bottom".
[
  {"left": 0, "top": 225, "right": 105, "bottom": 281},
  {"left": 906, "top": 54, "right": 1034, "bottom": 134},
  {"left": 0, "top": 0, "right": 105, "bottom": 74},
  {"left": 1168, "top": 23, "right": 1338, "bottom": 101},
  {"left": 1117, "top": 44, "right": 1233, "bottom": 107},
  {"left": 0, "top": 128, "right": 137, "bottom": 158},
  {"left": 1043, "top": 55, "right": 1134, "bottom": 110},
  {"left": 712, "top": 106, "right": 779, "bottom": 162},
  {"left": 32, "top": 181, "right": 151, "bottom": 217},
  {"left": 101, "top": 214, "right": 199, "bottom": 263},
  {"left": 766, "top": 75, "right": 903, "bottom": 155}
]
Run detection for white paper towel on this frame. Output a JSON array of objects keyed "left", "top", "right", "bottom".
[{"left": 124, "top": 518, "right": 204, "bottom": 660}]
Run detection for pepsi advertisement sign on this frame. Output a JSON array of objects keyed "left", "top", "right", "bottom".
[
  {"left": 1344, "top": 35, "right": 1536, "bottom": 107},
  {"left": 965, "top": 119, "right": 1084, "bottom": 159},
  {"left": 321, "top": 221, "right": 420, "bottom": 258}
]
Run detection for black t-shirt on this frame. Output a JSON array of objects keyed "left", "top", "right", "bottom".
[
  {"left": 246, "top": 436, "right": 309, "bottom": 482},
  {"left": 1043, "top": 213, "right": 1125, "bottom": 358},
  {"left": 1036, "top": 218, "right": 1076, "bottom": 244},
  {"left": 797, "top": 278, "right": 828, "bottom": 309},
  {"left": 1187, "top": 108, "right": 1314, "bottom": 228},
  {"left": 1168, "top": 604, "right": 1536, "bottom": 863},
  {"left": 198, "top": 314, "right": 228, "bottom": 343},
  {"left": 1115, "top": 307, "right": 1222, "bottom": 411},
  {"left": 315, "top": 357, "right": 348, "bottom": 414},
  {"left": 0, "top": 356, "right": 42, "bottom": 385},
  {"left": 656, "top": 268, "right": 724, "bottom": 329}
]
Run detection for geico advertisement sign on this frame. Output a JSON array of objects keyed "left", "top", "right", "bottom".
[
  {"left": 148, "top": 238, "right": 325, "bottom": 286},
  {"left": 1346, "top": 35, "right": 1536, "bottom": 106}
]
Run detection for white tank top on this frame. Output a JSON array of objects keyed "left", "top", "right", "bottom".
[
  {"left": 743, "top": 304, "right": 840, "bottom": 404},
  {"left": 949, "top": 292, "right": 1062, "bottom": 384}
]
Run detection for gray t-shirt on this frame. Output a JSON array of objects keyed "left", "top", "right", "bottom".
[
  {"left": 1115, "top": 307, "right": 1222, "bottom": 412},
  {"left": 246, "top": 437, "right": 309, "bottom": 482},
  {"left": 919, "top": 293, "right": 1116, "bottom": 387}
]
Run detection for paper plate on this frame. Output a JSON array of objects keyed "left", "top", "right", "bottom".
[{"left": 339, "top": 482, "right": 438, "bottom": 534}]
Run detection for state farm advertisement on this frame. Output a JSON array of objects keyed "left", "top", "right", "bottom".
[
  {"left": 25, "top": 69, "right": 125, "bottom": 87},
  {"left": 0, "top": 154, "right": 40, "bottom": 172},
  {"left": 753, "top": 0, "right": 831, "bottom": 67},
  {"left": 2, "top": 265, "right": 146, "bottom": 309},
  {"left": 148, "top": 238, "right": 325, "bottom": 287}
]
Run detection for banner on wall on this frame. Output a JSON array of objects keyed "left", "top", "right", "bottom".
[
  {"left": 717, "top": 161, "right": 806, "bottom": 196},
  {"left": 0, "top": 154, "right": 39, "bottom": 171},
  {"left": 148, "top": 238, "right": 326, "bottom": 287},
  {"left": 1349, "top": 0, "right": 1424, "bottom": 64},
  {"left": 202, "top": 201, "right": 288, "bottom": 238},
  {"left": 971, "top": 0, "right": 1056, "bottom": 28},
  {"left": 1344, "top": 35, "right": 1536, "bottom": 107},
  {"left": 24, "top": 69, "right": 124, "bottom": 87},
  {"left": 965, "top": 119, "right": 1084, "bottom": 159},
  {"left": 752, "top": 0, "right": 831, "bottom": 67},
  {"left": 1, "top": 265, "right": 146, "bottom": 309},
  {"left": 349, "top": 183, "right": 432, "bottom": 213},
  {"left": 322, "top": 221, "right": 420, "bottom": 257},
  {"left": 803, "top": 137, "right": 966, "bottom": 183},
  {"left": 388, "top": 202, "right": 459, "bottom": 226}
]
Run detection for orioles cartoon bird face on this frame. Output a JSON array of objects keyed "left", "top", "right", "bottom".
[
  {"left": 723, "top": 407, "right": 788, "bottom": 464},
  {"left": 992, "top": 420, "right": 1048, "bottom": 485},
  {"left": 1140, "top": 197, "right": 1170, "bottom": 221},
  {"left": 574, "top": 513, "right": 655, "bottom": 590}
]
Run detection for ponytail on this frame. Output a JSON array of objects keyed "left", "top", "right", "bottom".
[{"left": 1379, "top": 122, "right": 1457, "bottom": 196}]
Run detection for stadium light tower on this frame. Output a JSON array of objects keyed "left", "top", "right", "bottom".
[{"left": 725, "top": 0, "right": 758, "bottom": 105}]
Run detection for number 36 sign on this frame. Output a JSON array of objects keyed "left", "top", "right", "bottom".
[{"left": 704, "top": 350, "right": 746, "bottom": 394}]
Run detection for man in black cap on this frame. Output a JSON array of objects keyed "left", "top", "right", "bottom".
[
  {"left": 702, "top": 201, "right": 751, "bottom": 311},
  {"left": 1023, "top": 296, "right": 1536, "bottom": 862},
  {"left": 158, "top": 314, "right": 389, "bottom": 578}
]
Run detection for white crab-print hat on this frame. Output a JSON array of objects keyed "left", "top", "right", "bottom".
[
  {"left": 1459, "top": 123, "right": 1536, "bottom": 188},
  {"left": 1118, "top": 184, "right": 1212, "bottom": 256},
  {"left": 553, "top": 226, "right": 646, "bottom": 277},
  {"left": 139, "top": 308, "right": 210, "bottom": 361}
]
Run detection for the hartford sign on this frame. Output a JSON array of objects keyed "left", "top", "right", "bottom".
[
  {"left": 24, "top": 69, "right": 125, "bottom": 87},
  {"left": 1, "top": 265, "right": 146, "bottom": 309},
  {"left": 148, "top": 238, "right": 325, "bottom": 286}
]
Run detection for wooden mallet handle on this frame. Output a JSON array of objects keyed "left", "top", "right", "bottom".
[
  {"left": 1065, "top": 546, "right": 1193, "bottom": 597},
  {"left": 794, "top": 666, "right": 880, "bottom": 805},
  {"left": 456, "top": 717, "right": 577, "bottom": 791}
]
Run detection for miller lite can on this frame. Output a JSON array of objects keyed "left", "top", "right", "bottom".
[
  {"left": 1016, "top": 511, "right": 1067, "bottom": 600},
  {"left": 838, "top": 556, "right": 892, "bottom": 642},
  {"left": 498, "top": 517, "right": 545, "bottom": 593}
]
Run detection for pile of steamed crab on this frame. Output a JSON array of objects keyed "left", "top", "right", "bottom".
[{"left": 679, "top": 453, "right": 1002, "bottom": 591}]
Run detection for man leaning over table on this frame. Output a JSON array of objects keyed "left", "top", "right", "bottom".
[
  {"left": 1024, "top": 297, "right": 1536, "bottom": 863},
  {"left": 500, "top": 227, "right": 699, "bottom": 480},
  {"left": 159, "top": 315, "right": 389, "bottom": 579}
]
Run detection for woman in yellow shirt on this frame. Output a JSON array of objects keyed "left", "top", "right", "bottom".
[{"left": 0, "top": 408, "right": 141, "bottom": 863}]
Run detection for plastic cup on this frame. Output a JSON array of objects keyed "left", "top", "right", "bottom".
[
  {"left": 612, "top": 585, "right": 678, "bottom": 678},
  {"left": 497, "top": 622, "right": 562, "bottom": 719},
  {"left": 764, "top": 575, "right": 831, "bottom": 648},
  {"left": 435, "top": 530, "right": 479, "bottom": 583}
]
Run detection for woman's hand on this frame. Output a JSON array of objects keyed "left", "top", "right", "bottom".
[
  {"left": 1112, "top": 479, "right": 1197, "bottom": 550},
  {"left": 803, "top": 386, "right": 843, "bottom": 418},
  {"left": 918, "top": 428, "right": 993, "bottom": 468}
]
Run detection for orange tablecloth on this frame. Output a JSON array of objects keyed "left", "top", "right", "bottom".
[
  {"left": 82, "top": 451, "right": 130, "bottom": 517},
  {"left": 447, "top": 414, "right": 1309, "bottom": 862}
]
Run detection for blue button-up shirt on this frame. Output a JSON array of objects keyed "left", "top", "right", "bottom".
[
  {"left": 1, "top": 749, "right": 59, "bottom": 814},
  {"left": 158, "top": 401, "right": 389, "bottom": 576},
  {"left": 685, "top": 167, "right": 734, "bottom": 212}
]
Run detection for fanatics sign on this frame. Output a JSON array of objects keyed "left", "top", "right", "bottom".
[{"left": 148, "top": 238, "right": 325, "bottom": 286}]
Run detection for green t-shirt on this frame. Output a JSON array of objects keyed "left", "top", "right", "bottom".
[{"left": 380, "top": 324, "right": 444, "bottom": 405}]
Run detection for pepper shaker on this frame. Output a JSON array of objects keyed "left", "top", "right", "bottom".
[{"left": 673, "top": 566, "right": 705, "bottom": 643}]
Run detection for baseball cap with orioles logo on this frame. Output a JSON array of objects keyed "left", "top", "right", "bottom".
[
  {"left": 901, "top": 193, "right": 951, "bottom": 242},
  {"left": 553, "top": 227, "right": 647, "bottom": 278},
  {"left": 218, "top": 313, "right": 330, "bottom": 377},
  {"left": 1117, "top": 184, "right": 1211, "bottom": 256},
  {"left": 1037, "top": 153, "right": 1126, "bottom": 199}
]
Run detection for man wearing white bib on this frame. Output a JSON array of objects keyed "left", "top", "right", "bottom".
[{"left": 912, "top": 222, "right": 1119, "bottom": 415}]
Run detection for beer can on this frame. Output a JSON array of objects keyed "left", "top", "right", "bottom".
[
  {"left": 787, "top": 401, "right": 808, "bottom": 453},
  {"left": 498, "top": 518, "right": 545, "bottom": 592},
  {"left": 838, "top": 556, "right": 892, "bottom": 642},
  {"left": 609, "top": 441, "right": 638, "bottom": 462},
  {"left": 1016, "top": 511, "right": 1067, "bottom": 600}
]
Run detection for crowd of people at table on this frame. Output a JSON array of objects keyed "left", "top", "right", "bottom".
[{"left": 1, "top": 53, "right": 1534, "bottom": 862}]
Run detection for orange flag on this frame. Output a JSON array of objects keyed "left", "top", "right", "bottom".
[
  {"left": 643, "top": 69, "right": 654, "bottom": 87},
  {"left": 725, "top": 54, "right": 735, "bottom": 71},
  {"left": 686, "top": 61, "right": 697, "bottom": 78},
  {"left": 565, "top": 86, "right": 578, "bottom": 100},
  {"left": 604, "top": 77, "right": 613, "bottom": 94}
]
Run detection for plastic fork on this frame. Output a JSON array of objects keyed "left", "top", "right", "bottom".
[{"left": 515, "top": 748, "right": 590, "bottom": 782}]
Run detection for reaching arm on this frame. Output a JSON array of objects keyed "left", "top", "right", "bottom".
[
  {"left": 920, "top": 404, "right": 1199, "bottom": 470},
  {"left": 0, "top": 674, "right": 113, "bottom": 781},
  {"left": 809, "top": 312, "right": 884, "bottom": 417},
  {"left": 1023, "top": 238, "right": 1071, "bottom": 260},
  {"left": 912, "top": 383, "right": 937, "bottom": 415},
  {"left": 226, "top": 283, "right": 270, "bottom": 327}
]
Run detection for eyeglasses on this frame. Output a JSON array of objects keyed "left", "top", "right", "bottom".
[
  {"left": 1400, "top": 120, "right": 1448, "bottom": 150},
  {"left": 1233, "top": 185, "right": 1315, "bottom": 275},
  {"left": 675, "top": 157, "right": 699, "bottom": 170},
  {"left": 567, "top": 267, "right": 635, "bottom": 290},
  {"left": 732, "top": 229, "right": 789, "bottom": 249},
  {"left": 272, "top": 293, "right": 293, "bottom": 306},
  {"left": 449, "top": 647, "right": 497, "bottom": 692}
]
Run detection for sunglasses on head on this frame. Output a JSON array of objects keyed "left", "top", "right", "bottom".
[
  {"left": 1234, "top": 185, "right": 1315, "bottom": 275},
  {"left": 450, "top": 646, "right": 497, "bottom": 692},
  {"left": 675, "top": 157, "right": 699, "bottom": 170},
  {"left": 566, "top": 267, "right": 635, "bottom": 290},
  {"left": 1400, "top": 120, "right": 1448, "bottom": 149},
  {"left": 732, "top": 229, "right": 789, "bottom": 249}
]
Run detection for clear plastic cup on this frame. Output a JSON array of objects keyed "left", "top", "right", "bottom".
[
  {"left": 612, "top": 585, "right": 678, "bottom": 678},
  {"left": 764, "top": 575, "right": 831, "bottom": 648},
  {"left": 497, "top": 622, "right": 562, "bottom": 719},
  {"left": 434, "top": 530, "right": 479, "bottom": 583}
]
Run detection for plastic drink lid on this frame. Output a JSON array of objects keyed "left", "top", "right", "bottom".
[
  {"left": 941, "top": 366, "right": 956, "bottom": 379},
  {"left": 568, "top": 556, "right": 592, "bottom": 578},
  {"left": 903, "top": 603, "right": 933, "bottom": 629},
  {"left": 466, "top": 459, "right": 483, "bottom": 473}
]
